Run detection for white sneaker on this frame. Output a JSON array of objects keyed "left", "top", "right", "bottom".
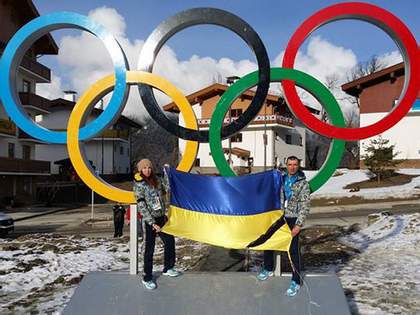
[
  {"left": 142, "top": 279, "right": 157, "bottom": 290},
  {"left": 162, "top": 268, "right": 181, "bottom": 277}
]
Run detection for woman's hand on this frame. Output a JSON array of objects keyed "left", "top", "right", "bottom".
[
  {"left": 291, "top": 225, "right": 301, "bottom": 237},
  {"left": 152, "top": 224, "right": 161, "bottom": 233}
]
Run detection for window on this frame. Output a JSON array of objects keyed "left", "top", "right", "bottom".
[
  {"left": 120, "top": 145, "right": 124, "bottom": 155},
  {"left": 285, "top": 134, "right": 292, "bottom": 144},
  {"left": 126, "top": 148, "right": 129, "bottom": 155},
  {"left": 23, "top": 145, "right": 31, "bottom": 160},
  {"left": 230, "top": 133, "right": 242, "bottom": 143},
  {"left": 195, "top": 158, "right": 200, "bottom": 167},
  {"left": 23, "top": 178, "right": 32, "bottom": 194},
  {"left": 8, "top": 143, "right": 15, "bottom": 158},
  {"left": 23, "top": 80, "right": 31, "bottom": 93},
  {"left": 35, "top": 115, "right": 43, "bottom": 122}
]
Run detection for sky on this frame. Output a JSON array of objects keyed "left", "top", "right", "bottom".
[{"left": 31, "top": 0, "right": 419, "bottom": 121}]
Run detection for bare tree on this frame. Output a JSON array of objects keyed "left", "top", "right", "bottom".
[
  {"left": 131, "top": 116, "right": 179, "bottom": 173},
  {"left": 348, "top": 55, "right": 385, "bottom": 81},
  {"left": 345, "top": 55, "right": 386, "bottom": 108}
]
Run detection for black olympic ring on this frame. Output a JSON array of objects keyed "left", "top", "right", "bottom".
[{"left": 137, "top": 8, "right": 270, "bottom": 142}]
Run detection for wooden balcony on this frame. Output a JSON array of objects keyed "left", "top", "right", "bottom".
[
  {"left": 198, "top": 114, "right": 295, "bottom": 128},
  {"left": 19, "top": 92, "right": 51, "bottom": 112},
  {"left": 17, "top": 129, "right": 44, "bottom": 143},
  {"left": 0, "top": 156, "right": 50, "bottom": 174},
  {"left": 20, "top": 54, "right": 51, "bottom": 82},
  {"left": 0, "top": 43, "right": 51, "bottom": 82},
  {"left": 98, "top": 129, "right": 129, "bottom": 140},
  {"left": 0, "top": 118, "right": 17, "bottom": 136}
]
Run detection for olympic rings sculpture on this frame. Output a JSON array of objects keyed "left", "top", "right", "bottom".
[{"left": 0, "top": 3, "right": 419, "bottom": 203}]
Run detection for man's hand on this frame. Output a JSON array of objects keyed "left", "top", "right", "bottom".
[
  {"left": 291, "top": 225, "right": 301, "bottom": 237},
  {"left": 152, "top": 224, "right": 161, "bottom": 233}
]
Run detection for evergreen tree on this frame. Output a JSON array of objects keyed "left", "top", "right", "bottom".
[{"left": 362, "top": 135, "right": 400, "bottom": 183}]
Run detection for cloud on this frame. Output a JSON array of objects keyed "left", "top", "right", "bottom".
[
  {"left": 36, "top": 6, "right": 402, "bottom": 126},
  {"left": 377, "top": 50, "right": 402, "bottom": 67},
  {"left": 273, "top": 36, "right": 358, "bottom": 119},
  {"left": 37, "top": 73, "right": 64, "bottom": 100},
  {"left": 37, "top": 6, "right": 260, "bottom": 123}
]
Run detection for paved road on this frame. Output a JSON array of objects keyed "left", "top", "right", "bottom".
[{"left": 5, "top": 199, "right": 420, "bottom": 238}]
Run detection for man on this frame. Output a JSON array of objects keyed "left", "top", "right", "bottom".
[
  {"left": 113, "top": 203, "right": 126, "bottom": 237},
  {"left": 256, "top": 156, "right": 310, "bottom": 297}
]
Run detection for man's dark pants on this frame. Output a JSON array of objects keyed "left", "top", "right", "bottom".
[
  {"left": 143, "top": 216, "right": 175, "bottom": 282},
  {"left": 263, "top": 217, "right": 301, "bottom": 284},
  {"left": 113, "top": 210, "right": 125, "bottom": 237}
]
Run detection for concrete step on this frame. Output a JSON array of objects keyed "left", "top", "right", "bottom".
[{"left": 63, "top": 271, "right": 351, "bottom": 315}]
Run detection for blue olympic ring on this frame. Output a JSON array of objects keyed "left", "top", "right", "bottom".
[{"left": 0, "top": 12, "right": 129, "bottom": 144}]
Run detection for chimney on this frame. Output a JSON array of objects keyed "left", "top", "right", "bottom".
[{"left": 63, "top": 90, "right": 77, "bottom": 102}]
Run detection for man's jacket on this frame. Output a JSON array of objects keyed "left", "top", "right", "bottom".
[{"left": 280, "top": 170, "right": 310, "bottom": 227}]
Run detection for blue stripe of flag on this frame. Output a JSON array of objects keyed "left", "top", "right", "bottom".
[{"left": 167, "top": 167, "right": 282, "bottom": 216}]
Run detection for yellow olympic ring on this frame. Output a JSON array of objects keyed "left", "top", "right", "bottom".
[{"left": 67, "top": 71, "right": 199, "bottom": 203}]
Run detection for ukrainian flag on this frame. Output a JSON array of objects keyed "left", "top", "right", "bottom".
[{"left": 162, "top": 168, "right": 292, "bottom": 251}]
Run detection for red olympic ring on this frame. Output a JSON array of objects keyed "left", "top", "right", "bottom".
[{"left": 282, "top": 2, "right": 420, "bottom": 141}]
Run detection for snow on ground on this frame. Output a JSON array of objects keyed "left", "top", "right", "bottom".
[
  {"left": 0, "top": 234, "right": 209, "bottom": 314},
  {"left": 305, "top": 169, "right": 420, "bottom": 200},
  {"left": 320, "top": 213, "right": 420, "bottom": 314},
  {"left": 246, "top": 212, "right": 420, "bottom": 314}
]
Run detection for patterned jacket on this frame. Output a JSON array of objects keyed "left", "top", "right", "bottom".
[
  {"left": 133, "top": 171, "right": 170, "bottom": 225},
  {"left": 280, "top": 170, "right": 311, "bottom": 227}
]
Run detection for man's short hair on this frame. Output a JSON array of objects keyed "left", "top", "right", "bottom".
[{"left": 286, "top": 156, "right": 301, "bottom": 164}]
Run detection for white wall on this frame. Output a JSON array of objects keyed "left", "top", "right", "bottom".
[
  {"left": 33, "top": 108, "right": 131, "bottom": 174},
  {"left": 274, "top": 125, "right": 306, "bottom": 167},
  {"left": 360, "top": 112, "right": 420, "bottom": 160},
  {"left": 35, "top": 144, "right": 67, "bottom": 174},
  {"left": 37, "top": 109, "right": 72, "bottom": 130},
  {"left": 35, "top": 140, "right": 130, "bottom": 175},
  {"left": 178, "top": 125, "right": 305, "bottom": 168},
  {"left": 177, "top": 103, "right": 306, "bottom": 169}
]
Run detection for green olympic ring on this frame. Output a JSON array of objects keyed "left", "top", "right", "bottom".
[{"left": 209, "top": 67, "right": 346, "bottom": 193}]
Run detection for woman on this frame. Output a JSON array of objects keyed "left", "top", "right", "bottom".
[{"left": 133, "top": 159, "right": 180, "bottom": 290}]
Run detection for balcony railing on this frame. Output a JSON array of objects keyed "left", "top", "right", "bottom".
[
  {"left": 198, "top": 114, "right": 295, "bottom": 128},
  {"left": 19, "top": 92, "right": 51, "bottom": 111},
  {"left": 0, "top": 118, "right": 17, "bottom": 136},
  {"left": 98, "top": 129, "right": 129, "bottom": 140},
  {"left": 20, "top": 54, "right": 51, "bottom": 82},
  {"left": 0, "top": 156, "right": 50, "bottom": 174},
  {"left": 0, "top": 44, "right": 51, "bottom": 82}
]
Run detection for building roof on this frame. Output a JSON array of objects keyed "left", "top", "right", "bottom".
[
  {"left": 341, "top": 62, "right": 404, "bottom": 97},
  {"left": 48, "top": 98, "right": 143, "bottom": 129},
  {"left": 17, "top": 1, "right": 59, "bottom": 55},
  {"left": 163, "top": 83, "right": 320, "bottom": 115}
]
